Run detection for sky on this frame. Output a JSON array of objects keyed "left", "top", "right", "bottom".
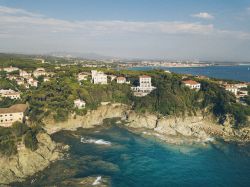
[{"left": 0, "top": 0, "right": 250, "bottom": 61}]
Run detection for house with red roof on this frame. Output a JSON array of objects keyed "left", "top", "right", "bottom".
[{"left": 182, "top": 80, "right": 201, "bottom": 90}]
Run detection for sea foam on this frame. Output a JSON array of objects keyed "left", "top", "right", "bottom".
[
  {"left": 92, "top": 176, "right": 102, "bottom": 185},
  {"left": 204, "top": 137, "right": 215, "bottom": 143},
  {"left": 81, "top": 137, "right": 111, "bottom": 145}
]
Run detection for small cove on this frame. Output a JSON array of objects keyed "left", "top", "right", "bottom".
[{"left": 14, "top": 125, "right": 250, "bottom": 187}]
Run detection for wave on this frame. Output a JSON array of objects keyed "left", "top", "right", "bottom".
[
  {"left": 92, "top": 176, "right": 102, "bottom": 185},
  {"left": 80, "top": 137, "right": 111, "bottom": 145},
  {"left": 204, "top": 137, "right": 215, "bottom": 143}
]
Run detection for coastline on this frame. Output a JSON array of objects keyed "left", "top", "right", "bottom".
[
  {"left": 44, "top": 103, "right": 250, "bottom": 143},
  {"left": 1, "top": 103, "right": 249, "bottom": 185},
  {"left": 0, "top": 133, "right": 66, "bottom": 185}
]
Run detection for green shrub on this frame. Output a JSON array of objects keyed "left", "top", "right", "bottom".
[{"left": 24, "top": 130, "right": 38, "bottom": 151}]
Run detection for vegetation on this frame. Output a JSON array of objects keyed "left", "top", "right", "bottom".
[
  {"left": 0, "top": 54, "right": 249, "bottom": 155},
  {"left": 0, "top": 122, "right": 39, "bottom": 156},
  {"left": 132, "top": 72, "right": 198, "bottom": 116},
  {"left": 200, "top": 81, "right": 250, "bottom": 126},
  {"left": 25, "top": 67, "right": 250, "bottom": 127}
]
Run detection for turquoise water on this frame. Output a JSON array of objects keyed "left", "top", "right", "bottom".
[
  {"left": 129, "top": 66, "right": 250, "bottom": 82},
  {"left": 15, "top": 125, "right": 250, "bottom": 187}
]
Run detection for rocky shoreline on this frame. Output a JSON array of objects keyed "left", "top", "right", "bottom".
[
  {"left": 0, "top": 133, "right": 65, "bottom": 185},
  {"left": 44, "top": 103, "right": 250, "bottom": 143},
  {"left": 1, "top": 103, "right": 249, "bottom": 185}
]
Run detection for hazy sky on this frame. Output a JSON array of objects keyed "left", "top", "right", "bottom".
[{"left": 0, "top": 0, "right": 250, "bottom": 61}]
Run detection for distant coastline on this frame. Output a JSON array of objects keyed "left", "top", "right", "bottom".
[{"left": 128, "top": 65, "right": 250, "bottom": 82}]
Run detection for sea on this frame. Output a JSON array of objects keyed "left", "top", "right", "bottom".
[
  {"left": 129, "top": 65, "right": 250, "bottom": 82},
  {"left": 15, "top": 125, "right": 250, "bottom": 187}
]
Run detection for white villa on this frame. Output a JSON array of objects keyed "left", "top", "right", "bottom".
[
  {"left": 234, "top": 83, "right": 248, "bottom": 89},
  {"left": 131, "top": 75, "right": 156, "bottom": 97},
  {"left": 7, "top": 75, "right": 18, "bottom": 81},
  {"left": 0, "top": 104, "right": 28, "bottom": 127},
  {"left": 74, "top": 99, "right": 86, "bottom": 109},
  {"left": 19, "top": 70, "right": 32, "bottom": 78},
  {"left": 237, "top": 90, "right": 248, "bottom": 98},
  {"left": 27, "top": 78, "right": 38, "bottom": 87},
  {"left": 224, "top": 84, "right": 238, "bottom": 95},
  {"left": 16, "top": 78, "right": 25, "bottom": 86},
  {"left": 0, "top": 89, "right": 20, "bottom": 99},
  {"left": 91, "top": 70, "right": 107, "bottom": 84},
  {"left": 117, "top": 77, "right": 126, "bottom": 84},
  {"left": 33, "top": 68, "right": 46, "bottom": 78},
  {"left": 116, "top": 76, "right": 130, "bottom": 84},
  {"left": 182, "top": 80, "right": 201, "bottom": 90},
  {"left": 2, "top": 66, "right": 19, "bottom": 73}
]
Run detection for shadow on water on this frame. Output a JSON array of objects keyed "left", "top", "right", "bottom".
[{"left": 14, "top": 125, "right": 250, "bottom": 187}]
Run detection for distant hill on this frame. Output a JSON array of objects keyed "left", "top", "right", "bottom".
[{"left": 45, "top": 52, "right": 117, "bottom": 60}]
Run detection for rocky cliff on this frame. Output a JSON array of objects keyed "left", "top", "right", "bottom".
[
  {"left": 44, "top": 103, "right": 250, "bottom": 143},
  {"left": 44, "top": 103, "right": 129, "bottom": 134},
  {"left": 0, "top": 133, "right": 63, "bottom": 185}
]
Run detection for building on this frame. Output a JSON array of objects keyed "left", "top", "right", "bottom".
[
  {"left": 2, "top": 66, "right": 19, "bottom": 73},
  {"left": 182, "top": 80, "right": 201, "bottom": 90},
  {"left": 0, "top": 89, "right": 20, "bottom": 99},
  {"left": 0, "top": 104, "right": 28, "bottom": 127},
  {"left": 78, "top": 72, "right": 90, "bottom": 81},
  {"left": 131, "top": 75, "right": 156, "bottom": 96},
  {"left": 27, "top": 78, "right": 38, "bottom": 87},
  {"left": 43, "top": 77, "right": 50, "bottom": 82},
  {"left": 91, "top": 70, "right": 107, "bottom": 84},
  {"left": 234, "top": 83, "right": 248, "bottom": 89},
  {"left": 224, "top": 84, "right": 238, "bottom": 95},
  {"left": 7, "top": 75, "right": 18, "bottom": 81},
  {"left": 237, "top": 90, "right": 248, "bottom": 98},
  {"left": 74, "top": 99, "right": 86, "bottom": 109},
  {"left": 33, "top": 68, "right": 46, "bottom": 78},
  {"left": 117, "top": 77, "right": 126, "bottom": 84},
  {"left": 19, "top": 70, "right": 32, "bottom": 78},
  {"left": 16, "top": 78, "right": 25, "bottom": 86}
]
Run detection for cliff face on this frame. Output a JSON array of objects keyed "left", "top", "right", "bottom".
[
  {"left": 126, "top": 110, "right": 250, "bottom": 143},
  {"left": 0, "top": 133, "right": 62, "bottom": 185},
  {"left": 44, "top": 103, "right": 129, "bottom": 134},
  {"left": 44, "top": 103, "right": 250, "bottom": 143}
]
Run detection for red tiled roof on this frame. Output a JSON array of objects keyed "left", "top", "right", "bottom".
[
  {"left": 182, "top": 80, "right": 199, "bottom": 85},
  {"left": 0, "top": 104, "right": 28, "bottom": 114},
  {"left": 139, "top": 75, "right": 151, "bottom": 78},
  {"left": 117, "top": 77, "right": 126, "bottom": 80}
]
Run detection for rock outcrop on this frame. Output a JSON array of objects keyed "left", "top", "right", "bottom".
[
  {"left": 44, "top": 103, "right": 128, "bottom": 134},
  {"left": 0, "top": 133, "right": 63, "bottom": 185},
  {"left": 44, "top": 103, "right": 250, "bottom": 143}
]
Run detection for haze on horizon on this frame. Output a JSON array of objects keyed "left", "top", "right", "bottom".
[{"left": 0, "top": 0, "right": 250, "bottom": 61}]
